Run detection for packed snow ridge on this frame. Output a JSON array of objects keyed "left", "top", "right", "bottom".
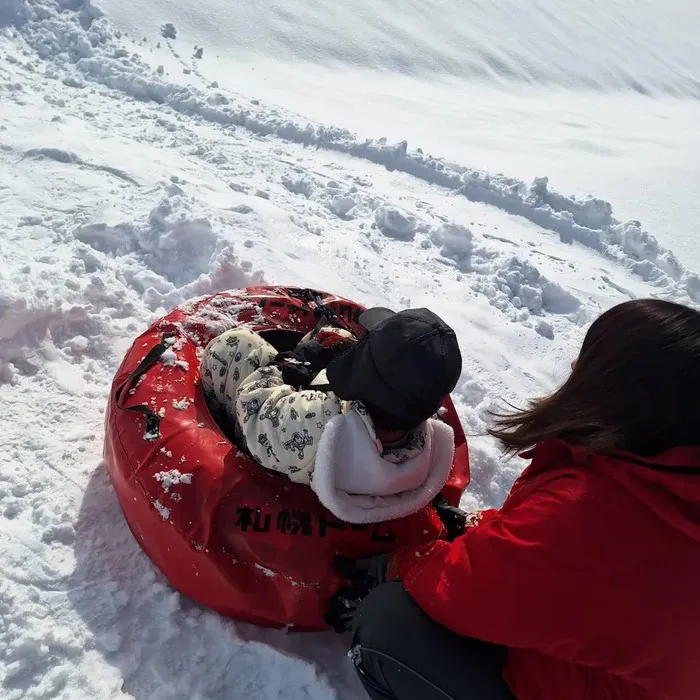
[{"left": 6, "top": 0, "right": 700, "bottom": 307}]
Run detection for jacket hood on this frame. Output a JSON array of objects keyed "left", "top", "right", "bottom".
[{"left": 524, "top": 440, "right": 700, "bottom": 544}]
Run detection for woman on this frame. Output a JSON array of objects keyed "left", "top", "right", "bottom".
[{"left": 328, "top": 299, "right": 700, "bottom": 700}]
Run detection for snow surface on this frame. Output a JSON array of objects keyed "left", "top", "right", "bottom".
[{"left": 1, "top": 0, "right": 699, "bottom": 698}]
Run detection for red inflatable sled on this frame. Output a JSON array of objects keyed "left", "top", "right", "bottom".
[{"left": 104, "top": 286, "right": 470, "bottom": 631}]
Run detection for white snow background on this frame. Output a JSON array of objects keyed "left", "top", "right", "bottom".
[{"left": 1, "top": 0, "right": 699, "bottom": 698}]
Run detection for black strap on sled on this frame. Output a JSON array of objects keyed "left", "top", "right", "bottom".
[
  {"left": 114, "top": 332, "right": 176, "bottom": 441},
  {"left": 280, "top": 289, "right": 358, "bottom": 391},
  {"left": 288, "top": 288, "right": 354, "bottom": 338}
]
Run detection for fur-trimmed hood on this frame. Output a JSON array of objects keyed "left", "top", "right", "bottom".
[{"left": 311, "top": 407, "right": 455, "bottom": 523}]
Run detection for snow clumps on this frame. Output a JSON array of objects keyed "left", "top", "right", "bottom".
[{"left": 374, "top": 204, "right": 416, "bottom": 241}]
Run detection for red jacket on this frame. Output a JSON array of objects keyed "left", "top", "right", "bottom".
[{"left": 390, "top": 440, "right": 700, "bottom": 700}]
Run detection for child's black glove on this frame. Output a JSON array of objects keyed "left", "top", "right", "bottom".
[
  {"left": 276, "top": 357, "right": 313, "bottom": 388},
  {"left": 275, "top": 341, "right": 326, "bottom": 387},
  {"left": 275, "top": 340, "right": 350, "bottom": 387}
]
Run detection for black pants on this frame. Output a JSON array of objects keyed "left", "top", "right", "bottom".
[{"left": 351, "top": 582, "right": 515, "bottom": 700}]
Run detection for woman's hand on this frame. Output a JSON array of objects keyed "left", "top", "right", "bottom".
[
  {"left": 325, "top": 554, "right": 393, "bottom": 632},
  {"left": 432, "top": 494, "right": 468, "bottom": 541}
]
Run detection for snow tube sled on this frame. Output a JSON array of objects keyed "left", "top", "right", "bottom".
[{"left": 104, "top": 286, "right": 470, "bottom": 631}]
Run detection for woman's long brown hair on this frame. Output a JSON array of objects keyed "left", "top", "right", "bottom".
[{"left": 489, "top": 299, "right": 700, "bottom": 457}]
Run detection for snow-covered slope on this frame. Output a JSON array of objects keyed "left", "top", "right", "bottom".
[
  {"left": 95, "top": 0, "right": 700, "bottom": 267},
  {"left": 1, "top": 0, "right": 699, "bottom": 699},
  {"left": 97, "top": 0, "right": 700, "bottom": 96}
]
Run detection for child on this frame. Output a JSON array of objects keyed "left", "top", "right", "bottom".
[{"left": 201, "top": 306, "right": 463, "bottom": 524}]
